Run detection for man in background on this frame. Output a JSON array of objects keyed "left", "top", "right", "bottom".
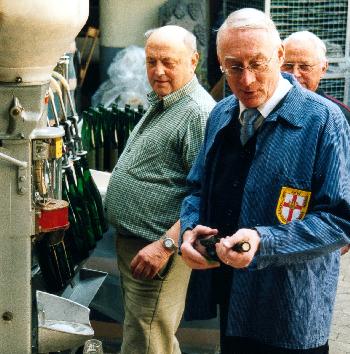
[
  {"left": 283, "top": 31, "right": 350, "bottom": 256},
  {"left": 282, "top": 30, "right": 350, "bottom": 123},
  {"left": 105, "top": 25, "right": 215, "bottom": 354}
]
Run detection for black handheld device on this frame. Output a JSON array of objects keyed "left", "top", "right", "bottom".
[{"left": 199, "top": 236, "right": 251, "bottom": 262}]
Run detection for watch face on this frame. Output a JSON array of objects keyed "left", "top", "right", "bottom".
[{"left": 164, "top": 238, "right": 174, "bottom": 249}]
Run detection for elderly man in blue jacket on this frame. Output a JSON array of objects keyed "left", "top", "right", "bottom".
[{"left": 180, "top": 8, "right": 350, "bottom": 354}]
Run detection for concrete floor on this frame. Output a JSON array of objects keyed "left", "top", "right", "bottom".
[{"left": 329, "top": 252, "right": 350, "bottom": 354}]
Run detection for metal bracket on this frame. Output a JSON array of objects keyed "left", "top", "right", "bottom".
[{"left": 18, "top": 167, "right": 27, "bottom": 195}]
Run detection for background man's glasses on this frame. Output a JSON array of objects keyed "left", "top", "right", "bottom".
[{"left": 281, "top": 62, "right": 320, "bottom": 73}]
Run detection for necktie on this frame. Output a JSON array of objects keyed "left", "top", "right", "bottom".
[{"left": 240, "top": 108, "right": 260, "bottom": 145}]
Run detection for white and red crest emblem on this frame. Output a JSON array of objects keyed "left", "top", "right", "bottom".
[{"left": 276, "top": 187, "right": 311, "bottom": 224}]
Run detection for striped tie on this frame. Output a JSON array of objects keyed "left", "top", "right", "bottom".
[{"left": 240, "top": 108, "right": 260, "bottom": 145}]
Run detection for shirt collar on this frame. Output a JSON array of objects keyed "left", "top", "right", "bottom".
[
  {"left": 147, "top": 76, "right": 198, "bottom": 109},
  {"left": 239, "top": 74, "right": 292, "bottom": 118}
]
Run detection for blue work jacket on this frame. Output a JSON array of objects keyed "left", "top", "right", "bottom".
[{"left": 180, "top": 74, "right": 350, "bottom": 349}]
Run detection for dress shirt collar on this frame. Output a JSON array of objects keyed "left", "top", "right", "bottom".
[
  {"left": 239, "top": 74, "right": 292, "bottom": 119},
  {"left": 147, "top": 76, "right": 198, "bottom": 109}
]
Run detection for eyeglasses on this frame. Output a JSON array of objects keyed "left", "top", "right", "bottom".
[
  {"left": 281, "top": 62, "right": 320, "bottom": 73},
  {"left": 220, "top": 49, "right": 276, "bottom": 77}
]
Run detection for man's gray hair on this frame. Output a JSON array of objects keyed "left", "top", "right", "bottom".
[
  {"left": 217, "top": 8, "right": 281, "bottom": 47},
  {"left": 283, "top": 31, "right": 327, "bottom": 62},
  {"left": 145, "top": 25, "right": 197, "bottom": 53}
]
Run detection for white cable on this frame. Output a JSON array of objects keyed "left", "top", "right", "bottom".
[
  {"left": 48, "top": 87, "right": 60, "bottom": 126},
  {"left": 50, "top": 77, "right": 67, "bottom": 119},
  {"left": 51, "top": 71, "right": 77, "bottom": 117},
  {"left": 0, "top": 152, "right": 27, "bottom": 168}
]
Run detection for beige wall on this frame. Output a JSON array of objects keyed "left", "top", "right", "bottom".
[{"left": 100, "top": 0, "right": 167, "bottom": 48}]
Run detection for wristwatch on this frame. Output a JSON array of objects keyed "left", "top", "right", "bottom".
[{"left": 160, "top": 234, "right": 177, "bottom": 252}]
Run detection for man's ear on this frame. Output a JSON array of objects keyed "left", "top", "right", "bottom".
[
  {"left": 320, "top": 60, "right": 329, "bottom": 79},
  {"left": 217, "top": 54, "right": 222, "bottom": 67},
  {"left": 277, "top": 43, "right": 285, "bottom": 67},
  {"left": 191, "top": 51, "right": 200, "bottom": 70}
]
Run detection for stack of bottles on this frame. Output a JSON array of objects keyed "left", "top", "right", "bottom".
[
  {"left": 36, "top": 55, "right": 109, "bottom": 293},
  {"left": 62, "top": 154, "right": 108, "bottom": 265},
  {"left": 37, "top": 152, "right": 108, "bottom": 293},
  {"left": 81, "top": 104, "right": 145, "bottom": 172}
]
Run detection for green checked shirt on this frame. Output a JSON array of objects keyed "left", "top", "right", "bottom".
[{"left": 105, "top": 76, "right": 215, "bottom": 242}]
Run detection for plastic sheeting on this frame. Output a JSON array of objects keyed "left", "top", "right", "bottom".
[{"left": 92, "top": 45, "right": 151, "bottom": 109}]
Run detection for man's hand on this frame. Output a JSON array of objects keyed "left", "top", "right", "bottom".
[
  {"left": 216, "top": 228, "right": 260, "bottom": 268},
  {"left": 130, "top": 240, "right": 172, "bottom": 279},
  {"left": 180, "top": 225, "right": 220, "bottom": 269},
  {"left": 341, "top": 244, "right": 350, "bottom": 256}
]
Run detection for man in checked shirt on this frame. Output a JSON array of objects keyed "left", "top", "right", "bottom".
[{"left": 105, "top": 25, "right": 215, "bottom": 354}]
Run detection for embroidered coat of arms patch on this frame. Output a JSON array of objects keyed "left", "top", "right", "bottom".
[{"left": 276, "top": 187, "right": 311, "bottom": 224}]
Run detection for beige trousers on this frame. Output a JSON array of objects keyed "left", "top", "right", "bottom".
[{"left": 116, "top": 234, "right": 191, "bottom": 354}]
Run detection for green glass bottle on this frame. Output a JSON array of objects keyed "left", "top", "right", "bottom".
[
  {"left": 110, "top": 107, "right": 119, "bottom": 170},
  {"left": 88, "top": 107, "right": 104, "bottom": 171},
  {"left": 111, "top": 104, "right": 121, "bottom": 161},
  {"left": 62, "top": 172, "right": 89, "bottom": 263},
  {"left": 65, "top": 165, "right": 96, "bottom": 249},
  {"left": 74, "top": 158, "right": 103, "bottom": 240},
  {"left": 81, "top": 110, "right": 90, "bottom": 151},
  {"left": 96, "top": 109, "right": 105, "bottom": 171},
  {"left": 36, "top": 229, "right": 75, "bottom": 293},
  {"left": 81, "top": 110, "right": 96, "bottom": 169},
  {"left": 112, "top": 104, "right": 126, "bottom": 154},
  {"left": 80, "top": 155, "right": 108, "bottom": 233},
  {"left": 97, "top": 106, "right": 111, "bottom": 172},
  {"left": 136, "top": 104, "right": 145, "bottom": 125},
  {"left": 124, "top": 104, "right": 134, "bottom": 145}
]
